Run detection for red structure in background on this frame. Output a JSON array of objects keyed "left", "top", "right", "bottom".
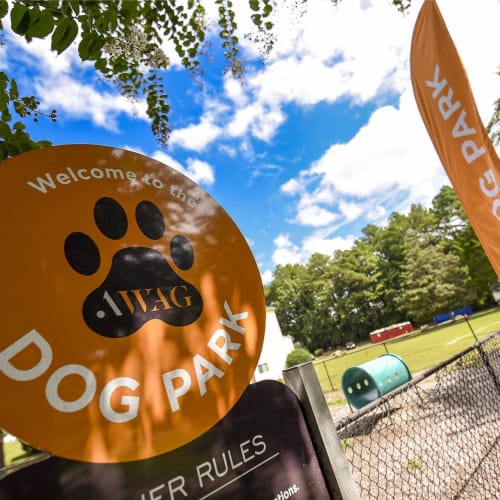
[{"left": 369, "top": 321, "right": 414, "bottom": 343}]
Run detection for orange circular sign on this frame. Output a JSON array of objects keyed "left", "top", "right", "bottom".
[{"left": 0, "top": 145, "right": 265, "bottom": 463}]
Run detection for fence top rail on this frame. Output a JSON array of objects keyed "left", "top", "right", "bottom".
[{"left": 336, "top": 330, "right": 499, "bottom": 430}]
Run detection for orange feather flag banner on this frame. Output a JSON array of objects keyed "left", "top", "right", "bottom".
[{"left": 411, "top": 0, "right": 500, "bottom": 277}]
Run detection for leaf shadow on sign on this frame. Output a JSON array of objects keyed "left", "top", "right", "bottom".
[
  {"left": 0, "top": 145, "right": 265, "bottom": 466},
  {"left": 5, "top": 148, "right": 265, "bottom": 463}
]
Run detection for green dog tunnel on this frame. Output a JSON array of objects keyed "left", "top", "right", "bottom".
[{"left": 341, "top": 354, "right": 412, "bottom": 409}]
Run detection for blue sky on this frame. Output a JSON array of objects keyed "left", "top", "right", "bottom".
[{"left": 2, "top": 0, "right": 500, "bottom": 285}]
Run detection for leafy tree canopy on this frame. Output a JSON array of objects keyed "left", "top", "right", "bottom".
[
  {"left": 286, "top": 347, "right": 313, "bottom": 368},
  {"left": 398, "top": 242, "right": 473, "bottom": 324},
  {"left": 267, "top": 186, "right": 496, "bottom": 352},
  {"left": 0, "top": 0, "right": 277, "bottom": 158}
]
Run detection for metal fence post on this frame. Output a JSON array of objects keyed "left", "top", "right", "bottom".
[
  {"left": 476, "top": 342, "right": 500, "bottom": 392},
  {"left": 322, "top": 360, "right": 335, "bottom": 391},
  {"left": 283, "top": 362, "right": 360, "bottom": 500}
]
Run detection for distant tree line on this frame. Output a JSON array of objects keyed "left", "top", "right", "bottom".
[{"left": 265, "top": 186, "right": 497, "bottom": 353}]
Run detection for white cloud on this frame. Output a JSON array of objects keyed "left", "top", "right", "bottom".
[
  {"left": 293, "top": 203, "right": 338, "bottom": 227},
  {"left": 35, "top": 75, "right": 147, "bottom": 131},
  {"left": 339, "top": 200, "right": 364, "bottom": 222},
  {"left": 152, "top": 151, "right": 215, "bottom": 186},
  {"left": 227, "top": 102, "right": 284, "bottom": 142},
  {"left": 252, "top": 107, "right": 285, "bottom": 141},
  {"left": 271, "top": 231, "right": 356, "bottom": 267},
  {"left": 170, "top": 116, "right": 222, "bottom": 151},
  {"left": 151, "top": 151, "right": 185, "bottom": 171},
  {"left": 226, "top": 104, "right": 261, "bottom": 138},
  {"left": 261, "top": 269, "right": 274, "bottom": 286},
  {"left": 217, "top": 144, "right": 238, "bottom": 158},
  {"left": 248, "top": 56, "right": 347, "bottom": 107},
  {"left": 365, "top": 204, "right": 387, "bottom": 223},
  {"left": 238, "top": 0, "right": 499, "bottom": 114},
  {"left": 434, "top": 0, "right": 500, "bottom": 121},
  {"left": 310, "top": 89, "right": 449, "bottom": 203},
  {"left": 170, "top": 99, "right": 285, "bottom": 147},
  {"left": 302, "top": 234, "right": 355, "bottom": 257},
  {"left": 184, "top": 158, "right": 215, "bottom": 185},
  {"left": 281, "top": 178, "right": 303, "bottom": 195},
  {"left": 272, "top": 234, "right": 304, "bottom": 266},
  {"left": 241, "top": 0, "right": 411, "bottom": 110},
  {"left": 6, "top": 29, "right": 77, "bottom": 75},
  {"left": 224, "top": 77, "right": 248, "bottom": 107}
]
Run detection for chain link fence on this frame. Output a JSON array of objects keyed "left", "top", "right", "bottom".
[{"left": 335, "top": 331, "right": 499, "bottom": 499}]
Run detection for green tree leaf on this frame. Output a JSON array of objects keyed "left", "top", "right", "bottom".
[
  {"left": 68, "top": 1, "right": 80, "bottom": 16},
  {"left": 0, "top": 120, "right": 11, "bottom": 138},
  {"left": 27, "top": 9, "right": 55, "bottom": 39},
  {"left": 102, "top": 8, "right": 118, "bottom": 32},
  {"left": 78, "top": 32, "right": 104, "bottom": 61},
  {"left": 8, "top": 78, "right": 18, "bottom": 100},
  {"left": 51, "top": 18, "right": 78, "bottom": 54},
  {"left": 0, "top": 0, "right": 9, "bottom": 20},
  {"left": 10, "top": 3, "right": 30, "bottom": 35},
  {"left": 0, "top": 91, "right": 9, "bottom": 111}
]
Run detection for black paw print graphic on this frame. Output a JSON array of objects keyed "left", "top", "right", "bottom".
[{"left": 64, "top": 197, "right": 203, "bottom": 338}]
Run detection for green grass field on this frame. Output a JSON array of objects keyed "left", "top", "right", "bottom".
[
  {"left": 2, "top": 439, "right": 28, "bottom": 466},
  {"left": 314, "top": 307, "right": 500, "bottom": 396}
]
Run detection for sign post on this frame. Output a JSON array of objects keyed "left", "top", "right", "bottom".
[{"left": 283, "top": 362, "right": 360, "bottom": 499}]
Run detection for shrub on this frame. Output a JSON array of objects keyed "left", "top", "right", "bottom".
[
  {"left": 314, "top": 348, "right": 324, "bottom": 357},
  {"left": 286, "top": 347, "right": 313, "bottom": 368}
]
